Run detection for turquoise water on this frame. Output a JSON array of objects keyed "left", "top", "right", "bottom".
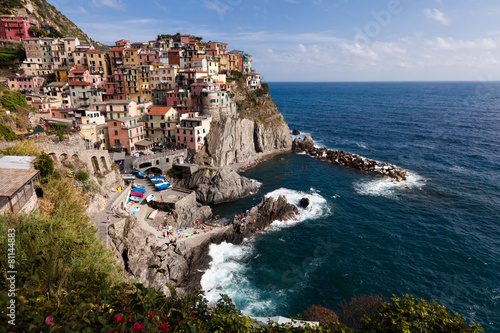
[{"left": 201, "top": 82, "right": 500, "bottom": 331}]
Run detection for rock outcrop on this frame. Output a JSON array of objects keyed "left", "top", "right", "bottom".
[
  {"left": 292, "top": 136, "right": 408, "bottom": 181},
  {"left": 213, "top": 195, "right": 299, "bottom": 245},
  {"left": 109, "top": 196, "right": 299, "bottom": 295},
  {"left": 187, "top": 168, "right": 259, "bottom": 205}
]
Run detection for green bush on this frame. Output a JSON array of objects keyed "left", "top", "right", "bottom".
[
  {"left": 34, "top": 152, "right": 54, "bottom": 179},
  {"left": 0, "top": 89, "right": 29, "bottom": 112},
  {"left": 361, "top": 294, "right": 484, "bottom": 332},
  {"left": 74, "top": 170, "right": 89, "bottom": 182},
  {"left": 0, "top": 123, "right": 18, "bottom": 141}
]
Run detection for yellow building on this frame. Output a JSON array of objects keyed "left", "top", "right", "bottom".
[
  {"left": 123, "top": 49, "right": 139, "bottom": 67},
  {"left": 54, "top": 66, "right": 71, "bottom": 83},
  {"left": 86, "top": 50, "right": 109, "bottom": 78},
  {"left": 145, "top": 106, "right": 179, "bottom": 145}
]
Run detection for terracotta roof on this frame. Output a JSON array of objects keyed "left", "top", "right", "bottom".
[
  {"left": 110, "top": 47, "right": 124, "bottom": 51},
  {"left": 0, "top": 168, "right": 39, "bottom": 197},
  {"left": 149, "top": 106, "right": 173, "bottom": 115},
  {"left": 70, "top": 68, "right": 86, "bottom": 73},
  {"left": 87, "top": 49, "right": 105, "bottom": 54},
  {"left": 70, "top": 81, "right": 93, "bottom": 86}
]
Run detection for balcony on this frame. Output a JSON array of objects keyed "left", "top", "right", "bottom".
[{"left": 121, "top": 123, "right": 142, "bottom": 130}]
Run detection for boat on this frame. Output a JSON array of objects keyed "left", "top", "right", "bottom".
[
  {"left": 154, "top": 181, "right": 170, "bottom": 187},
  {"left": 121, "top": 173, "right": 135, "bottom": 180},
  {"left": 146, "top": 193, "right": 155, "bottom": 202},
  {"left": 151, "top": 179, "right": 165, "bottom": 184},
  {"left": 132, "top": 183, "right": 145, "bottom": 189},
  {"left": 156, "top": 183, "right": 171, "bottom": 191},
  {"left": 129, "top": 196, "right": 142, "bottom": 202},
  {"left": 130, "top": 191, "right": 144, "bottom": 198},
  {"left": 148, "top": 209, "right": 159, "bottom": 220},
  {"left": 131, "top": 187, "right": 146, "bottom": 193},
  {"left": 132, "top": 168, "right": 140, "bottom": 174},
  {"left": 148, "top": 175, "right": 165, "bottom": 180},
  {"left": 137, "top": 172, "right": 147, "bottom": 179}
]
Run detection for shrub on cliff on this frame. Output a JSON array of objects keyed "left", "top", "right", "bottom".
[
  {"left": 360, "top": 294, "right": 484, "bottom": 332},
  {"left": 0, "top": 123, "right": 18, "bottom": 141},
  {"left": 0, "top": 89, "right": 29, "bottom": 112},
  {"left": 337, "top": 294, "right": 384, "bottom": 329},
  {"left": 304, "top": 304, "right": 339, "bottom": 327}
]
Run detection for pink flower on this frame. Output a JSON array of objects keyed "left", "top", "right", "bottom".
[
  {"left": 148, "top": 311, "right": 154, "bottom": 319},
  {"left": 132, "top": 322, "right": 145, "bottom": 332},
  {"left": 114, "top": 314, "right": 123, "bottom": 323},
  {"left": 158, "top": 323, "right": 170, "bottom": 332},
  {"left": 45, "top": 316, "right": 53, "bottom": 327}
]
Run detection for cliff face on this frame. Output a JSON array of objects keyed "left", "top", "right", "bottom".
[
  {"left": 186, "top": 168, "right": 259, "bottom": 205},
  {"left": 195, "top": 83, "right": 292, "bottom": 167}
]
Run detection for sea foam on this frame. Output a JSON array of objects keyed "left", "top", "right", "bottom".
[
  {"left": 201, "top": 188, "right": 331, "bottom": 315},
  {"left": 354, "top": 171, "right": 426, "bottom": 198}
]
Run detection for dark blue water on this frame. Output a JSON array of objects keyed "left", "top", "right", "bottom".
[{"left": 201, "top": 82, "right": 500, "bottom": 331}]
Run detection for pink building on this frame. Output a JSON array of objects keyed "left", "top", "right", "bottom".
[
  {"left": 138, "top": 49, "right": 159, "bottom": 65},
  {"left": 68, "top": 66, "right": 106, "bottom": 88},
  {"left": 8, "top": 75, "right": 44, "bottom": 93},
  {"left": 0, "top": 15, "right": 39, "bottom": 41},
  {"left": 107, "top": 117, "right": 146, "bottom": 153},
  {"left": 176, "top": 114, "right": 211, "bottom": 150}
]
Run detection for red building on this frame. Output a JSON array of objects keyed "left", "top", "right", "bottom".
[{"left": 0, "top": 15, "right": 40, "bottom": 41}]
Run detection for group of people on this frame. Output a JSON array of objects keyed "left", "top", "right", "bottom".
[{"left": 234, "top": 212, "right": 259, "bottom": 233}]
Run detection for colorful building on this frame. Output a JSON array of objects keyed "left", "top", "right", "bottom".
[
  {"left": 176, "top": 114, "right": 211, "bottom": 150},
  {"left": 107, "top": 117, "right": 146, "bottom": 153},
  {"left": 0, "top": 15, "right": 40, "bottom": 41},
  {"left": 145, "top": 106, "right": 179, "bottom": 145}
]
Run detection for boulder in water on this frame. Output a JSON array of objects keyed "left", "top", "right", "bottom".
[
  {"left": 292, "top": 129, "right": 301, "bottom": 135},
  {"left": 299, "top": 197, "right": 310, "bottom": 208}
]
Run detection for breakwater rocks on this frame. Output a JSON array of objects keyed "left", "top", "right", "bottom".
[{"left": 293, "top": 134, "right": 408, "bottom": 181}]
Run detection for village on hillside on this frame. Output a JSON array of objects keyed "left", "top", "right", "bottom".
[{"left": 0, "top": 14, "right": 264, "bottom": 154}]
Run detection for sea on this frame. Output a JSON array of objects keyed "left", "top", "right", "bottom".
[{"left": 200, "top": 82, "right": 500, "bottom": 331}]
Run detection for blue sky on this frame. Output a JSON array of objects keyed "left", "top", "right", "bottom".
[{"left": 48, "top": 0, "right": 500, "bottom": 82}]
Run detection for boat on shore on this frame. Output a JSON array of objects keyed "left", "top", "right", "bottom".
[
  {"left": 132, "top": 183, "right": 145, "bottom": 189},
  {"left": 146, "top": 193, "right": 155, "bottom": 202},
  {"left": 129, "top": 195, "right": 142, "bottom": 202},
  {"left": 148, "top": 209, "right": 159, "bottom": 220}
]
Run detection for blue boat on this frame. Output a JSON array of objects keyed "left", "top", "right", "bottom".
[
  {"left": 148, "top": 175, "right": 165, "bottom": 180},
  {"left": 132, "top": 183, "right": 145, "bottom": 189},
  {"left": 151, "top": 180, "right": 164, "bottom": 184},
  {"left": 137, "top": 172, "right": 147, "bottom": 178},
  {"left": 129, "top": 195, "right": 142, "bottom": 202},
  {"left": 156, "top": 184, "right": 170, "bottom": 191},
  {"left": 131, "top": 187, "right": 146, "bottom": 193}
]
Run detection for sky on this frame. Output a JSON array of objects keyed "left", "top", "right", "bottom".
[{"left": 47, "top": 0, "right": 500, "bottom": 82}]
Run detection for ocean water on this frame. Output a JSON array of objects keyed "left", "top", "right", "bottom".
[{"left": 201, "top": 82, "right": 500, "bottom": 331}]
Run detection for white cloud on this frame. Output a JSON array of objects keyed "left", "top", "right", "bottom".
[
  {"left": 423, "top": 8, "right": 451, "bottom": 25},
  {"left": 91, "top": 0, "right": 125, "bottom": 11}
]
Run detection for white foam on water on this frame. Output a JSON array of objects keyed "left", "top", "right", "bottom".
[
  {"left": 354, "top": 171, "right": 426, "bottom": 198},
  {"left": 264, "top": 187, "right": 332, "bottom": 231},
  {"left": 200, "top": 240, "right": 277, "bottom": 315},
  {"left": 201, "top": 188, "right": 332, "bottom": 315},
  {"left": 249, "top": 179, "right": 263, "bottom": 188}
]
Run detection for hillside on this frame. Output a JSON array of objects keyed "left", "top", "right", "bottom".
[{"left": 0, "top": 0, "right": 106, "bottom": 49}]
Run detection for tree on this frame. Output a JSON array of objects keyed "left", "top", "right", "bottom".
[
  {"left": 337, "top": 295, "right": 383, "bottom": 329},
  {"left": 34, "top": 152, "right": 54, "bottom": 178}
]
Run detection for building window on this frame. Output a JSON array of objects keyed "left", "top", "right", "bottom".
[{"left": 114, "top": 130, "right": 118, "bottom": 135}]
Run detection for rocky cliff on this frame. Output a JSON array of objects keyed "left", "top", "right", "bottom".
[
  {"left": 109, "top": 195, "right": 298, "bottom": 296},
  {"left": 186, "top": 168, "right": 259, "bottom": 205},
  {"left": 194, "top": 79, "right": 292, "bottom": 167}
]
